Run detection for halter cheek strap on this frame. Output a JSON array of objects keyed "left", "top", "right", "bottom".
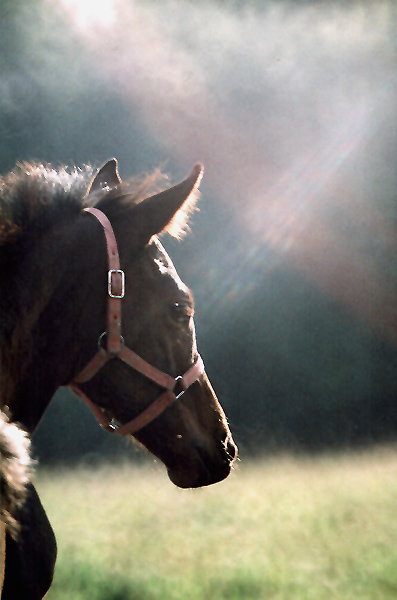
[{"left": 69, "top": 207, "right": 205, "bottom": 436}]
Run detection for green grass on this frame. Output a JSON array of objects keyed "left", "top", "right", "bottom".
[{"left": 35, "top": 446, "right": 397, "bottom": 599}]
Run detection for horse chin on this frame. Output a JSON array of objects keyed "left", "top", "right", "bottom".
[{"left": 167, "top": 463, "right": 232, "bottom": 489}]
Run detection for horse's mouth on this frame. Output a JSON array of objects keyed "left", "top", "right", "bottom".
[{"left": 167, "top": 438, "right": 237, "bottom": 489}]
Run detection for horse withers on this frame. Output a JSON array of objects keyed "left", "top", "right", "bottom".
[{"left": 0, "top": 159, "right": 237, "bottom": 598}]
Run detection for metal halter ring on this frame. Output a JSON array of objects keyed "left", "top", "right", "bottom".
[{"left": 97, "top": 332, "right": 125, "bottom": 351}]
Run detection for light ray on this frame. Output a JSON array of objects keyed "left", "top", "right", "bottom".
[
  {"left": 59, "top": 0, "right": 117, "bottom": 31},
  {"left": 56, "top": 0, "right": 396, "bottom": 343}
]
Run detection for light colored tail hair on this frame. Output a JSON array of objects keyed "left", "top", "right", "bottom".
[{"left": 0, "top": 410, "right": 32, "bottom": 538}]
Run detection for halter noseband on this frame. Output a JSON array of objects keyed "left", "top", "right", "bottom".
[{"left": 69, "top": 207, "right": 204, "bottom": 436}]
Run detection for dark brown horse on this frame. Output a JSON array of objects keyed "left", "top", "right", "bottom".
[{"left": 0, "top": 159, "right": 237, "bottom": 599}]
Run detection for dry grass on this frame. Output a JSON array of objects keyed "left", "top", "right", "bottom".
[{"left": 36, "top": 446, "right": 397, "bottom": 599}]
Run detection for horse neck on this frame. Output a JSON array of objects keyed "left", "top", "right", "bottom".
[
  {"left": 1, "top": 222, "right": 105, "bottom": 433},
  {"left": 5, "top": 364, "right": 60, "bottom": 434},
  {"left": 0, "top": 296, "right": 64, "bottom": 433}
]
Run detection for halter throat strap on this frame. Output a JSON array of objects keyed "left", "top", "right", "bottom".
[{"left": 69, "top": 207, "right": 204, "bottom": 436}]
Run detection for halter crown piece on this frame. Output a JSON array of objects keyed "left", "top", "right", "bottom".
[{"left": 69, "top": 207, "right": 205, "bottom": 436}]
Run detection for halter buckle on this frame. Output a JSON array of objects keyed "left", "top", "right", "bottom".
[{"left": 108, "top": 269, "right": 125, "bottom": 298}]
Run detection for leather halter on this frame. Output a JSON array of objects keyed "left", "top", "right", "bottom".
[{"left": 69, "top": 207, "right": 205, "bottom": 436}]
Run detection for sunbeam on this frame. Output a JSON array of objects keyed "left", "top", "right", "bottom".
[{"left": 44, "top": 0, "right": 397, "bottom": 342}]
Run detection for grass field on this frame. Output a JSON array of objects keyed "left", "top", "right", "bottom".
[{"left": 35, "top": 446, "right": 397, "bottom": 600}]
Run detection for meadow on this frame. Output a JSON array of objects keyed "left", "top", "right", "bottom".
[{"left": 35, "top": 446, "right": 397, "bottom": 600}]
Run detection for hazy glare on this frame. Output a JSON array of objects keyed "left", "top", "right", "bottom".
[
  {"left": 1, "top": 0, "right": 396, "bottom": 455},
  {"left": 53, "top": 0, "right": 397, "bottom": 341}
]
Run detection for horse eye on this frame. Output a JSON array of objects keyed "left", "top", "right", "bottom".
[{"left": 171, "top": 302, "right": 192, "bottom": 323}]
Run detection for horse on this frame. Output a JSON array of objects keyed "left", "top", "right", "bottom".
[{"left": 0, "top": 159, "right": 237, "bottom": 599}]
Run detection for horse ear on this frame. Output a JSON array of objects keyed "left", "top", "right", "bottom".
[
  {"left": 133, "top": 164, "right": 203, "bottom": 244},
  {"left": 86, "top": 158, "right": 121, "bottom": 195}
]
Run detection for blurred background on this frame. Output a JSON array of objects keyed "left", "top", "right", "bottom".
[{"left": 1, "top": 0, "right": 396, "bottom": 464}]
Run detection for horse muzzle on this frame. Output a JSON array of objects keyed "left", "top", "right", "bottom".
[{"left": 167, "top": 434, "right": 237, "bottom": 489}]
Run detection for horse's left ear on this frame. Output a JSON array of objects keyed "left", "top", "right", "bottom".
[
  {"left": 86, "top": 158, "right": 121, "bottom": 195},
  {"left": 133, "top": 164, "right": 203, "bottom": 244}
]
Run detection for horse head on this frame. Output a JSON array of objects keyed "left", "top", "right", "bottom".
[{"left": 68, "top": 160, "right": 237, "bottom": 487}]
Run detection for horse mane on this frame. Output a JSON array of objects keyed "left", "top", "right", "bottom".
[
  {"left": 0, "top": 163, "right": 92, "bottom": 250},
  {"left": 0, "top": 162, "right": 197, "bottom": 253}
]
